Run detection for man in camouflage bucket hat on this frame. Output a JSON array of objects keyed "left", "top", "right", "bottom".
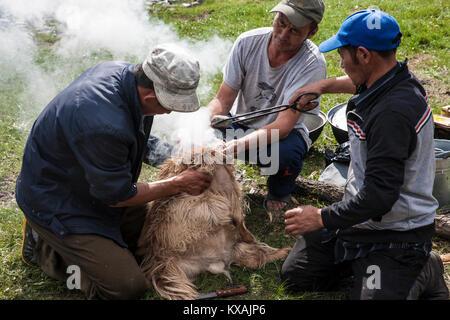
[
  {"left": 17, "top": 43, "right": 212, "bottom": 299},
  {"left": 143, "top": 43, "right": 201, "bottom": 112},
  {"left": 142, "top": 43, "right": 203, "bottom": 167}
]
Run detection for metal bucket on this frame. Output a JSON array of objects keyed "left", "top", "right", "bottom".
[
  {"left": 326, "top": 102, "right": 349, "bottom": 144},
  {"left": 304, "top": 111, "right": 327, "bottom": 144},
  {"left": 434, "top": 139, "right": 450, "bottom": 208}
]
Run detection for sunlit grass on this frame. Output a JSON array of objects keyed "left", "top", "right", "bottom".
[{"left": 0, "top": 0, "right": 448, "bottom": 300}]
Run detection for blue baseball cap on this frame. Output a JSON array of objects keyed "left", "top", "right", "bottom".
[{"left": 319, "top": 9, "right": 402, "bottom": 53}]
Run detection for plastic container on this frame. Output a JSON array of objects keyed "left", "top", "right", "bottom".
[{"left": 434, "top": 139, "right": 450, "bottom": 208}]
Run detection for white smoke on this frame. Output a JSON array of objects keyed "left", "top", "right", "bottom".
[
  {"left": 0, "top": 0, "right": 232, "bottom": 147},
  {"left": 155, "top": 107, "right": 223, "bottom": 150}
]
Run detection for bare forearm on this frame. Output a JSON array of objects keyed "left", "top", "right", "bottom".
[
  {"left": 207, "top": 97, "right": 230, "bottom": 117},
  {"left": 320, "top": 76, "right": 356, "bottom": 94},
  {"left": 207, "top": 82, "right": 238, "bottom": 119},
  {"left": 290, "top": 76, "right": 356, "bottom": 106},
  {"left": 113, "top": 179, "right": 180, "bottom": 207},
  {"left": 113, "top": 168, "right": 213, "bottom": 207}
]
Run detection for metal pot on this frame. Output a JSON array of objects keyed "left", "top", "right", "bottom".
[
  {"left": 327, "top": 102, "right": 349, "bottom": 144},
  {"left": 434, "top": 139, "right": 450, "bottom": 208},
  {"left": 304, "top": 111, "right": 327, "bottom": 144}
]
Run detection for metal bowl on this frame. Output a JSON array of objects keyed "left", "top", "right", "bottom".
[
  {"left": 434, "top": 139, "right": 450, "bottom": 208},
  {"left": 304, "top": 111, "right": 327, "bottom": 144},
  {"left": 327, "top": 102, "right": 349, "bottom": 144}
]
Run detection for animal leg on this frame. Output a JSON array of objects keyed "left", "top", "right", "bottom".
[
  {"left": 207, "top": 261, "right": 232, "bottom": 283},
  {"left": 232, "top": 242, "right": 291, "bottom": 269},
  {"left": 235, "top": 219, "right": 257, "bottom": 243},
  {"left": 148, "top": 258, "right": 199, "bottom": 300}
]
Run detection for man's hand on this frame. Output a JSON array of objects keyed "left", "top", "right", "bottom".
[
  {"left": 290, "top": 81, "right": 325, "bottom": 108},
  {"left": 173, "top": 167, "right": 213, "bottom": 195},
  {"left": 224, "top": 139, "right": 242, "bottom": 158},
  {"left": 284, "top": 205, "right": 324, "bottom": 236},
  {"left": 290, "top": 92, "right": 321, "bottom": 112}
]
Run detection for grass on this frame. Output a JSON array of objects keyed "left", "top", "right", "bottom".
[
  {"left": 152, "top": 0, "right": 449, "bottom": 111},
  {"left": 0, "top": 0, "right": 449, "bottom": 300}
]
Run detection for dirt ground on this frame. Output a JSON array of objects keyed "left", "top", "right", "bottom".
[
  {"left": 408, "top": 53, "right": 450, "bottom": 111},
  {"left": 0, "top": 177, "right": 16, "bottom": 208}
]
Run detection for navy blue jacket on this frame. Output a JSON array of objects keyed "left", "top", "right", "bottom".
[{"left": 16, "top": 62, "right": 153, "bottom": 247}]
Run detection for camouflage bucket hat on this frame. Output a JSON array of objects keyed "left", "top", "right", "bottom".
[{"left": 143, "top": 43, "right": 200, "bottom": 112}]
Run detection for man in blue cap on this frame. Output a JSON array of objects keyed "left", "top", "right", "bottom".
[{"left": 280, "top": 9, "right": 448, "bottom": 299}]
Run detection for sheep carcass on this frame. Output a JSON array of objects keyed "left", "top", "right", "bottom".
[{"left": 136, "top": 148, "right": 290, "bottom": 300}]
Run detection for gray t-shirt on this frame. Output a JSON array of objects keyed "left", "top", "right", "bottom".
[{"left": 223, "top": 27, "right": 327, "bottom": 149}]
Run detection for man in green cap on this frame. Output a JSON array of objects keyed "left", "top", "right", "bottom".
[{"left": 208, "top": 0, "right": 327, "bottom": 211}]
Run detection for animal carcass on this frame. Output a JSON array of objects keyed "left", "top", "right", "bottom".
[{"left": 136, "top": 148, "right": 290, "bottom": 300}]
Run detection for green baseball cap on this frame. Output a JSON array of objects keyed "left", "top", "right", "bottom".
[{"left": 270, "top": 0, "right": 325, "bottom": 27}]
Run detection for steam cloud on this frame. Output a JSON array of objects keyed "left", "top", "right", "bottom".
[{"left": 0, "top": 0, "right": 231, "bottom": 151}]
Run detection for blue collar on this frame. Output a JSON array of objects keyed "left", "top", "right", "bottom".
[{"left": 121, "top": 64, "right": 149, "bottom": 134}]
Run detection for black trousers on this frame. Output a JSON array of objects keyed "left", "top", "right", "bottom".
[{"left": 280, "top": 228, "right": 429, "bottom": 300}]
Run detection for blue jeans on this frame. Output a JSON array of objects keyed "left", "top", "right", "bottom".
[
  {"left": 266, "top": 129, "right": 308, "bottom": 197},
  {"left": 218, "top": 121, "right": 308, "bottom": 197}
]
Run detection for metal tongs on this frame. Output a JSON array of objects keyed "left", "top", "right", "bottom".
[{"left": 211, "top": 92, "right": 319, "bottom": 129}]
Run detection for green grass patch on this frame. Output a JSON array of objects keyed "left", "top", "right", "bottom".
[
  {"left": 0, "top": 206, "right": 84, "bottom": 299},
  {"left": 0, "top": 0, "right": 448, "bottom": 300},
  {"left": 152, "top": 0, "right": 449, "bottom": 114}
]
